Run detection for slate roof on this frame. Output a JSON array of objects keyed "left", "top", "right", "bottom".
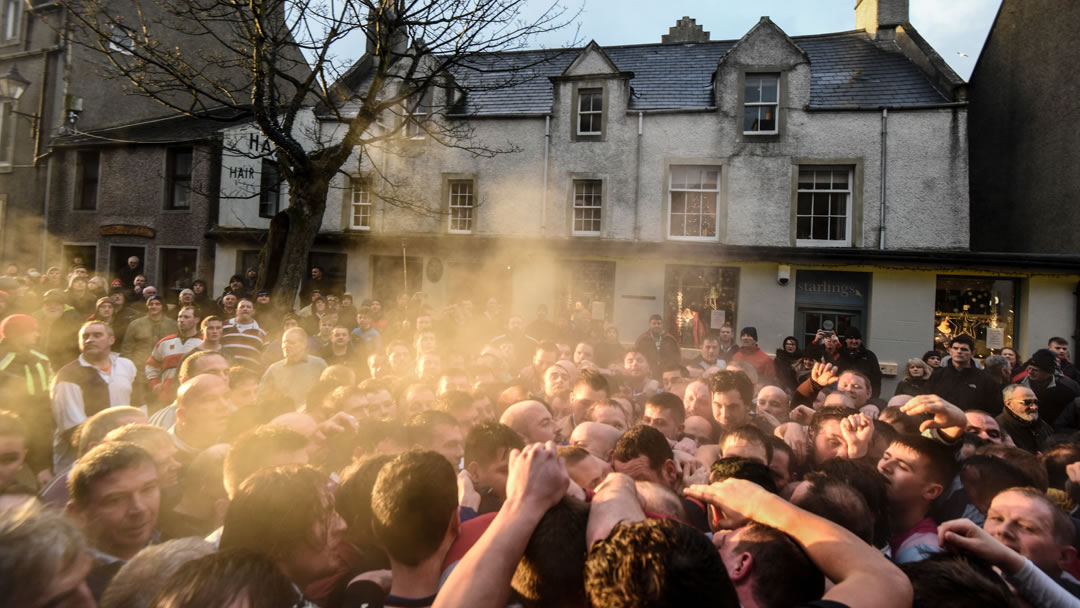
[
  {"left": 431, "top": 29, "right": 950, "bottom": 115},
  {"left": 51, "top": 108, "right": 251, "bottom": 147}
]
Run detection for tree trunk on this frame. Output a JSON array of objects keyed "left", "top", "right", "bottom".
[{"left": 254, "top": 171, "right": 330, "bottom": 309}]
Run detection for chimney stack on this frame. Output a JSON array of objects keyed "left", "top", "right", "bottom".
[
  {"left": 855, "top": 0, "right": 909, "bottom": 35},
  {"left": 662, "top": 17, "right": 710, "bottom": 44}
]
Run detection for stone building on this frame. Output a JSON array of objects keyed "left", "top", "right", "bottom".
[{"left": 212, "top": 0, "right": 1080, "bottom": 394}]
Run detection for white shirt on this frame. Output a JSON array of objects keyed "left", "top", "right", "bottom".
[{"left": 51, "top": 352, "right": 137, "bottom": 469}]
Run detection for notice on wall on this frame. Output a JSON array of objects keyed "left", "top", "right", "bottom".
[
  {"left": 591, "top": 301, "right": 606, "bottom": 321},
  {"left": 710, "top": 310, "right": 726, "bottom": 328},
  {"left": 986, "top": 327, "right": 1005, "bottom": 350}
]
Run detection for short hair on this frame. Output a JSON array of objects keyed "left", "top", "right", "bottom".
[
  {"left": 512, "top": 496, "right": 590, "bottom": 607},
  {"left": 69, "top": 441, "right": 155, "bottom": 507},
  {"left": 536, "top": 341, "right": 558, "bottom": 356},
  {"left": 103, "top": 424, "right": 172, "bottom": 452},
  {"left": 371, "top": 450, "right": 458, "bottom": 566},
  {"left": 149, "top": 548, "right": 297, "bottom": 608},
  {"left": 200, "top": 315, "right": 222, "bottom": 332},
  {"left": 612, "top": 425, "right": 673, "bottom": 470},
  {"left": 1043, "top": 442, "right": 1080, "bottom": 490},
  {"left": 99, "top": 537, "right": 215, "bottom": 608},
  {"left": 708, "top": 456, "right": 778, "bottom": 493},
  {"left": 223, "top": 425, "right": 308, "bottom": 498},
  {"left": 1002, "top": 383, "right": 1029, "bottom": 402},
  {"left": 810, "top": 405, "right": 858, "bottom": 437},
  {"left": 709, "top": 370, "right": 754, "bottom": 405},
  {"left": 336, "top": 454, "right": 395, "bottom": 546},
  {"left": 732, "top": 522, "right": 826, "bottom": 607},
  {"left": 79, "top": 319, "right": 113, "bottom": 338},
  {"left": 585, "top": 518, "right": 738, "bottom": 608},
  {"left": 814, "top": 458, "right": 891, "bottom": 547},
  {"left": 976, "top": 444, "right": 1050, "bottom": 492},
  {"left": 648, "top": 314, "right": 663, "bottom": 323},
  {"left": 949, "top": 335, "right": 975, "bottom": 350},
  {"left": 0, "top": 409, "right": 26, "bottom": 437},
  {"left": 890, "top": 434, "right": 961, "bottom": 488},
  {"left": 983, "top": 354, "right": 1010, "bottom": 377},
  {"left": 464, "top": 421, "right": 523, "bottom": 467},
  {"left": 1049, "top": 336, "right": 1069, "bottom": 346},
  {"left": 74, "top": 406, "right": 146, "bottom": 457},
  {"left": 900, "top": 552, "right": 1016, "bottom": 608},
  {"left": 838, "top": 369, "right": 872, "bottom": 390},
  {"left": 227, "top": 366, "right": 259, "bottom": 388},
  {"left": 720, "top": 425, "right": 774, "bottom": 462},
  {"left": 220, "top": 465, "right": 334, "bottom": 560},
  {"left": 793, "top": 473, "right": 875, "bottom": 544},
  {"left": 406, "top": 409, "right": 459, "bottom": 445},
  {"left": 558, "top": 445, "right": 591, "bottom": 466},
  {"left": 434, "top": 390, "right": 474, "bottom": 416},
  {"left": 0, "top": 501, "right": 89, "bottom": 607},
  {"left": 960, "top": 455, "right": 1039, "bottom": 504},
  {"left": 645, "top": 392, "right": 686, "bottom": 424},
  {"left": 574, "top": 368, "right": 610, "bottom": 395},
  {"left": 179, "top": 350, "right": 226, "bottom": 383}
]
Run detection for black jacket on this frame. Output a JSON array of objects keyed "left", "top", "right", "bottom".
[
  {"left": 996, "top": 407, "right": 1053, "bottom": 454},
  {"left": 926, "top": 362, "right": 1003, "bottom": 415},
  {"left": 1024, "top": 375, "right": 1080, "bottom": 426}
]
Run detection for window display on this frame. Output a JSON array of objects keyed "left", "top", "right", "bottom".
[
  {"left": 934, "top": 275, "right": 1018, "bottom": 359},
  {"left": 664, "top": 265, "right": 739, "bottom": 348}
]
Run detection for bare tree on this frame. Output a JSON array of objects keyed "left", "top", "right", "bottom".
[{"left": 61, "top": 0, "right": 576, "bottom": 304}]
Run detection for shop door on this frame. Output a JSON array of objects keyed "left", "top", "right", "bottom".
[{"left": 797, "top": 309, "right": 861, "bottom": 349}]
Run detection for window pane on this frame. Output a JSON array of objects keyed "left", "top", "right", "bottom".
[
  {"left": 702, "top": 192, "right": 717, "bottom": 215},
  {"left": 812, "top": 217, "right": 827, "bottom": 239},
  {"left": 174, "top": 149, "right": 193, "bottom": 177},
  {"left": 701, "top": 169, "right": 719, "bottom": 189},
  {"left": 172, "top": 184, "right": 189, "bottom": 208},
  {"left": 812, "top": 194, "right": 828, "bottom": 216},
  {"left": 831, "top": 170, "right": 849, "bottom": 189},
  {"left": 743, "top": 106, "right": 758, "bottom": 132},
  {"left": 759, "top": 108, "right": 776, "bottom": 131},
  {"left": 744, "top": 77, "right": 761, "bottom": 103},
  {"left": 829, "top": 217, "right": 846, "bottom": 240},
  {"left": 796, "top": 217, "right": 811, "bottom": 239},
  {"left": 670, "top": 191, "right": 685, "bottom": 214},
  {"left": 830, "top": 193, "right": 845, "bottom": 215},
  {"left": 687, "top": 193, "right": 701, "bottom": 215},
  {"left": 701, "top": 214, "right": 716, "bottom": 237},
  {"left": 797, "top": 193, "right": 812, "bottom": 215},
  {"left": 761, "top": 77, "right": 778, "bottom": 103},
  {"left": 670, "top": 213, "right": 686, "bottom": 236}
]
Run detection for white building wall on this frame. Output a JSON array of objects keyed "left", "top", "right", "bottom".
[{"left": 1022, "top": 276, "right": 1077, "bottom": 357}]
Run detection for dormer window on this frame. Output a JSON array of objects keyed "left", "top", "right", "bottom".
[
  {"left": 576, "top": 88, "right": 603, "bottom": 136},
  {"left": 743, "top": 74, "right": 779, "bottom": 134}
]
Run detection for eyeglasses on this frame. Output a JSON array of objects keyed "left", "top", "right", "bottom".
[{"left": 1010, "top": 398, "right": 1039, "bottom": 406}]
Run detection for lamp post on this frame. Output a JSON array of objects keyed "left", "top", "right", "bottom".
[{"left": 0, "top": 65, "right": 40, "bottom": 140}]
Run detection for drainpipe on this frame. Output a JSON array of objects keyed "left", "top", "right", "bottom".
[
  {"left": 541, "top": 115, "right": 550, "bottom": 235},
  {"left": 879, "top": 108, "right": 888, "bottom": 249},
  {"left": 632, "top": 111, "right": 642, "bottom": 239},
  {"left": 40, "top": 155, "right": 52, "bottom": 268}
]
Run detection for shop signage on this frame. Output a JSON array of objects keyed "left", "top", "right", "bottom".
[
  {"left": 100, "top": 225, "right": 156, "bottom": 238},
  {"left": 795, "top": 271, "right": 869, "bottom": 307}
]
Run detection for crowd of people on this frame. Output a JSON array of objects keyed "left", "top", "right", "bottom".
[{"left": 1, "top": 260, "right": 1080, "bottom": 607}]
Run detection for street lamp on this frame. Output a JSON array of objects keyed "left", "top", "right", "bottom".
[{"left": 0, "top": 65, "right": 29, "bottom": 102}]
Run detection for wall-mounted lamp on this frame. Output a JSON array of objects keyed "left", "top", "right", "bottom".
[{"left": 0, "top": 65, "right": 41, "bottom": 140}]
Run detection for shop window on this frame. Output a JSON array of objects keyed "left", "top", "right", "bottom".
[
  {"left": 934, "top": 276, "right": 1018, "bottom": 359},
  {"left": 664, "top": 265, "right": 739, "bottom": 349},
  {"left": 554, "top": 260, "right": 615, "bottom": 325}
]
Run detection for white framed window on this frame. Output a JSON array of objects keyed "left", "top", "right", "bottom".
[
  {"left": 668, "top": 165, "right": 720, "bottom": 241},
  {"left": 743, "top": 74, "right": 779, "bottom": 134},
  {"left": 572, "top": 179, "right": 602, "bottom": 236},
  {"left": 448, "top": 180, "right": 474, "bottom": 234},
  {"left": 577, "top": 88, "right": 602, "bottom": 136},
  {"left": 405, "top": 87, "right": 433, "bottom": 138},
  {"left": 2, "top": 0, "right": 22, "bottom": 43},
  {"left": 796, "top": 166, "right": 853, "bottom": 247},
  {"left": 350, "top": 177, "right": 372, "bottom": 230}
]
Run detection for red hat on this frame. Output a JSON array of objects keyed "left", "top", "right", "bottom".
[{"left": 0, "top": 314, "right": 38, "bottom": 341}]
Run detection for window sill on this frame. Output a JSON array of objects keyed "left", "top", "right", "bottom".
[
  {"left": 448, "top": 230, "right": 473, "bottom": 235},
  {"left": 742, "top": 130, "right": 779, "bottom": 136},
  {"left": 667, "top": 235, "right": 720, "bottom": 243},
  {"left": 162, "top": 208, "right": 193, "bottom": 214},
  {"left": 349, "top": 226, "right": 372, "bottom": 232},
  {"left": 795, "top": 240, "right": 852, "bottom": 248}
]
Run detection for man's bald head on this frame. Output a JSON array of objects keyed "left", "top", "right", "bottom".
[
  {"left": 176, "top": 374, "right": 232, "bottom": 441},
  {"left": 499, "top": 400, "right": 560, "bottom": 444},
  {"left": 569, "top": 421, "right": 622, "bottom": 462},
  {"left": 682, "top": 415, "right": 714, "bottom": 446}
]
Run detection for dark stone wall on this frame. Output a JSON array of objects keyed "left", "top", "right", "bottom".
[{"left": 969, "top": 0, "right": 1080, "bottom": 253}]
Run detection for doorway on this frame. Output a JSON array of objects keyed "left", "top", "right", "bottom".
[
  {"left": 62, "top": 244, "right": 98, "bottom": 274},
  {"left": 109, "top": 245, "right": 147, "bottom": 288}
]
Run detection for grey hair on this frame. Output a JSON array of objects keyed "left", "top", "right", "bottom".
[
  {"left": 1002, "top": 383, "right": 1027, "bottom": 402},
  {"left": 984, "top": 355, "right": 1010, "bottom": 377},
  {"left": 99, "top": 537, "right": 215, "bottom": 608},
  {"left": 0, "top": 500, "right": 89, "bottom": 606}
]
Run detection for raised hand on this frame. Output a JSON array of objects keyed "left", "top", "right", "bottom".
[
  {"left": 810, "top": 362, "right": 839, "bottom": 387},
  {"left": 504, "top": 441, "right": 569, "bottom": 514},
  {"left": 901, "top": 394, "right": 966, "bottom": 440},
  {"left": 840, "top": 413, "right": 874, "bottom": 459}
]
